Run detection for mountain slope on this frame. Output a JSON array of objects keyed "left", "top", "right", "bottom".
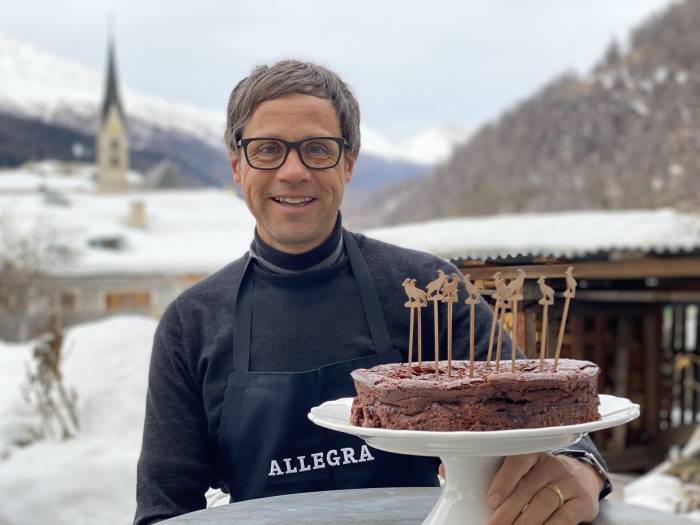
[{"left": 357, "top": 0, "right": 700, "bottom": 227}]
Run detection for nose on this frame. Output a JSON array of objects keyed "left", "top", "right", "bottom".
[{"left": 276, "top": 147, "right": 309, "bottom": 183}]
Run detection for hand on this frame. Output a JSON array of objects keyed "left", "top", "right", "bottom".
[{"left": 485, "top": 453, "right": 603, "bottom": 525}]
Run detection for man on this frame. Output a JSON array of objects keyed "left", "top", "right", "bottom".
[{"left": 135, "top": 60, "right": 610, "bottom": 525}]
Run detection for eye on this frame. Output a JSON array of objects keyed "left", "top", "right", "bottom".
[
  {"left": 257, "top": 142, "right": 283, "bottom": 155},
  {"left": 303, "top": 140, "right": 333, "bottom": 156},
  {"left": 248, "top": 139, "right": 284, "bottom": 157}
]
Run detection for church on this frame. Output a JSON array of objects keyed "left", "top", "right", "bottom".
[{"left": 96, "top": 38, "right": 129, "bottom": 192}]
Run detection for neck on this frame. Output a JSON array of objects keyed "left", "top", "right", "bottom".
[{"left": 251, "top": 215, "right": 343, "bottom": 272}]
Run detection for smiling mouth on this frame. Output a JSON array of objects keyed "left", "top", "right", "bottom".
[{"left": 272, "top": 196, "right": 315, "bottom": 207}]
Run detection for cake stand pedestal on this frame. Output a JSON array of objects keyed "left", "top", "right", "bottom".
[{"left": 309, "top": 394, "right": 639, "bottom": 525}]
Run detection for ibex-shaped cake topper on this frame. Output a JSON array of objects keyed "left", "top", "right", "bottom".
[
  {"left": 426, "top": 270, "right": 450, "bottom": 378},
  {"left": 537, "top": 276, "right": 555, "bottom": 371},
  {"left": 402, "top": 278, "right": 427, "bottom": 307},
  {"left": 486, "top": 272, "right": 505, "bottom": 368},
  {"left": 425, "top": 269, "right": 448, "bottom": 300},
  {"left": 554, "top": 266, "right": 577, "bottom": 370},
  {"left": 463, "top": 274, "right": 482, "bottom": 377},
  {"left": 440, "top": 273, "right": 461, "bottom": 377},
  {"left": 506, "top": 270, "right": 526, "bottom": 373},
  {"left": 402, "top": 278, "right": 427, "bottom": 372}
]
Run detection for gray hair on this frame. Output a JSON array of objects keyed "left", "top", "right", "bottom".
[{"left": 224, "top": 60, "right": 361, "bottom": 160}]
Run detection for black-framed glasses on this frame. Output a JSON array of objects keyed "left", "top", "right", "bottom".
[{"left": 237, "top": 137, "right": 348, "bottom": 170}]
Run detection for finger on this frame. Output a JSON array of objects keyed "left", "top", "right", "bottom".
[
  {"left": 495, "top": 458, "right": 567, "bottom": 520},
  {"left": 487, "top": 454, "right": 542, "bottom": 509},
  {"left": 543, "top": 498, "right": 589, "bottom": 525},
  {"left": 513, "top": 484, "right": 562, "bottom": 525},
  {"left": 490, "top": 476, "right": 578, "bottom": 525},
  {"left": 488, "top": 478, "right": 561, "bottom": 525}
]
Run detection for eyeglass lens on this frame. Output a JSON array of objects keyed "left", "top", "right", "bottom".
[{"left": 246, "top": 138, "right": 341, "bottom": 169}]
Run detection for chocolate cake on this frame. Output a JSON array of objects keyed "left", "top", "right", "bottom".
[{"left": 350, "top": 359, "right": 600, "bottom": 431}]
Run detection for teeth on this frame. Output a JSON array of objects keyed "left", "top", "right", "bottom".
[{"left": 275, "top": 197, "right": 312, "bottom": 206}]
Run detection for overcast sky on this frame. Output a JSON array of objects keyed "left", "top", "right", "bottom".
[{"left": 0, "top": 0, "right": 674, "bottom": 141}]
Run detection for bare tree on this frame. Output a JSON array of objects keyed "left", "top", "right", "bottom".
[
  {"left": 0, "top": 211, "right": 78, "bottom": 341},
  {"left": 21, "top": 318, "right": 80, "bottom": 440}
]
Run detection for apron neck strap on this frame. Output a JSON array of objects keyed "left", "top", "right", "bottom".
[
  {"left": 341, "top": 230, "right": 393, "bottom": 356},
  {"left": 232, "top": 231, "right": 393, "bottom": 372}
]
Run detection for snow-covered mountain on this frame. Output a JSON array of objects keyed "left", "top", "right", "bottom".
[
  {"left": 398, "top": 122, "right": 471, "bottom": 165},
  {"left": 0, "top": 35, "right": 465, "bottom": 166},
  {"left": 0, "top": 34, "right": 225, "bottom": 150}
]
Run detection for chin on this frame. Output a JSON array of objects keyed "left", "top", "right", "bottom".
[{"left": 269, "top": 228, "right": 322, "bottom": 249}]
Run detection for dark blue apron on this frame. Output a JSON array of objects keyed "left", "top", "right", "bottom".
[{"left": 217, "top": 231, "right": 438, "bottom": 501}]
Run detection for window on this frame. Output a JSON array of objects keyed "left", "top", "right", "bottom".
[
  {"left": 182, "top": 274, "right": 206, "bottom": 285},
  {"left": 105, "top": 290, "right": 151, "bottom": 311},
  {"left": 88, "top": 236, "right": 125, "bottom": 250},
  {"left": 61, "top": 293, "right": 76, "bottom": 312}
]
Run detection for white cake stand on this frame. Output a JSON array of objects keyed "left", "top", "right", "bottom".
[{"left": 308, "top": 394, "right": 639, "bottom": 525}]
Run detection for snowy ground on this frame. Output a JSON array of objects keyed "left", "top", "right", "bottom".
[
  {"left": 1, "top": 316, "right": 699, "bottom": 524},
  {"left": 0, "top": 316, "right": 157, "bottom": 525}
]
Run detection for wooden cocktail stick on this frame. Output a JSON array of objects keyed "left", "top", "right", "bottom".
[
  {"left": 463, "top": 274, "right": 482, "bottom": 378},
  {"left": 507, "top": 270, "right": 525, "bottom": 373},
  {"left": 417, "top": 303, "right": 423, "bottom": 367},
  {"left": 495, "top": 307, "right": 507, "bottom": 372},
  {"left": 441, "top": 273, "right": 460, "bottom": 377},
  {"left": 486, "top": 272, "right": 504, "bottom": 367},
  {"left": 554, "top": 267, "right": 577, "bottom": 370},
  {"left": 537, "top": 276, "right": 555, "bottom": 371},
  {"left": 433, "top": 299, "right": 440, "bottom": 378},
  {"left": 494, "top": 273, "right": 510, "bottom": 372},
  {"left": 408, "top": 307, "right": 415, "bottom": 372}
]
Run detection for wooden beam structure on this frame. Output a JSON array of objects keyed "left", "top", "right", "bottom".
[
  {"left": 577, "top": 290, "right": 700, "bottom": 303},
  {"left": 459, "top": 256, "right": 700, "bottom": 280}
]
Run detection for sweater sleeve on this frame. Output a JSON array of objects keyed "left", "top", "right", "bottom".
[{"left": 134, "top": 301, "right": 211, "bottom": 525}]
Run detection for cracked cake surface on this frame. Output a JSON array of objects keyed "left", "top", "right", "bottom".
[{"left": 350, "top": 359, "right": 600, "bottom": 431}]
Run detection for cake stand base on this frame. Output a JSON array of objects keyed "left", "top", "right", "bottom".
[{"left": 425, "top": 456, "right": 501, "bottom": 525}]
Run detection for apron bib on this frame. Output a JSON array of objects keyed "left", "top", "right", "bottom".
[{"left": 217, "top": 231, "right": 438, "bottom": 501}]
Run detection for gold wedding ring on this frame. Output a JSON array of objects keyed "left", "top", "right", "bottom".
[{"left": 544, "top": 483, "right": 565, "bottom": 510}]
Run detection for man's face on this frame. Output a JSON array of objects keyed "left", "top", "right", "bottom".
[{"left": 231, "top": 93, "right": 354, "bottom": 254}]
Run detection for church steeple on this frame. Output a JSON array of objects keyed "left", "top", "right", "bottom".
[
  {"left": 95, "top": 33, "right": 129, "bottom": 191},
  {"left": 96, "top": 34, "right": 129, "bottom": 192},
  {"left": 101, "top": 39, "right": 125, "bottom": 122}
]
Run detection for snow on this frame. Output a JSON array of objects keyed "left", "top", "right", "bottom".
[
  {"left": 4, "top": 161, "right": 700, "bottom": 276},
  {"left": 0, "top": 35, "right": 466, "bottom": 166},
  {"left": 397, "top": 122, "right": 471, "bottom": 165},
  {"left": 0, "top": 160, "right": 146, "bottom": 193},
  {"left": 0, "top": 168, "right": 256, "bottom": 275},
  {"left": 364, "top": 208, "right": 700, "bottom": 261},
  {"left": 0, "top": 316, "right": 157, "bottom": 525},
  {"left": 624, "top": 427, "right": 700, "bottom": 521}
]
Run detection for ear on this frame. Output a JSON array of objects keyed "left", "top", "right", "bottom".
[
  {"left": 230, "top": 154, "right": 243, "bottom": 186},
  {"left": 341, "top": 153, "right": 355, "bottom": 185}
]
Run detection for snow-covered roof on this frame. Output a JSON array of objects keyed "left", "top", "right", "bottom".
[
  {"left": 0, "top": 161, "right": 143, "bottom": 193},
  {"left": 364, "top": 209, "right": 700, "bottom": 262},
  {"left": 4, "top": 159, "right": 699, "bottom": 278},
  {"left": 0, "top": 184, "right": 255, "bottom": 277}
]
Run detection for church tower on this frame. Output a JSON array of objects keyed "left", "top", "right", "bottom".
[{"left": 96, "top": 38, "right": 129, "bottom": 192}]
